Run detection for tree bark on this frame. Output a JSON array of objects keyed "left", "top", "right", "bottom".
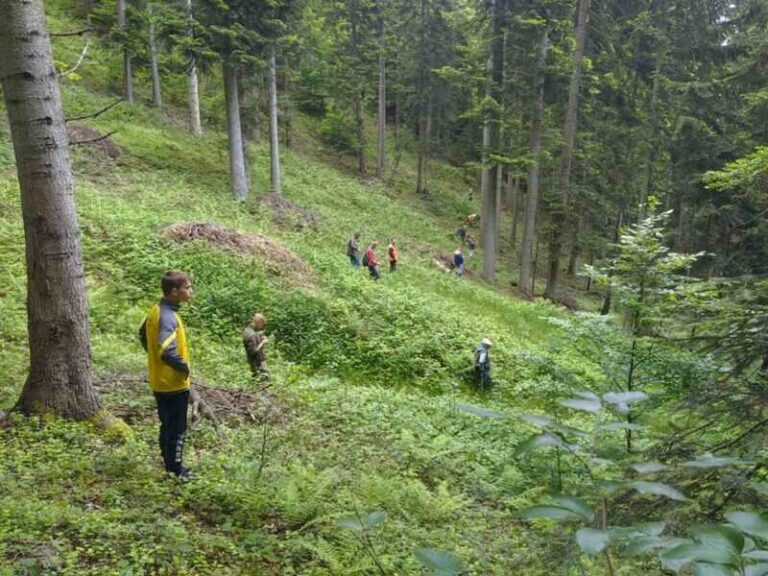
[
  {"left": 185, "top": 0, "right": 202, "bottom": 136},
  {"left": 519, "top": 30, "right": 549, "bottom": 297},
  {"left": 118, "top": 0, "right": 133, "bottom": 103},
  {"left": 415, "top": 0, "right": 429, "bottom": 194},
  {"left": 377, "top": 36, "right": 386, "bottom": 178},
  {"left": 0, "top": 0, "right": 102, "bottom": 418},
  {"left": 509, "top": 176, "right": 520, "bottom": 248},
  {"left": 268, "top": 47, "right": 283, "bottom": 195},
  {"left": 480, "top": 53, "right": 497, "bottom": 281},
  {"left": 148, "top": 4, "right": 162, "bottom": 108},
  {"left": 601, "top": 208, "right": 623, "bottom": 315},
  {"left": 544, "top": 0, "right": 590, "bottom": 301},
  {"left": 223, "top": 63, "right": 248, "bottom": 201},
  {"left": 354, "top": 89, "right": 366, "bottom": 175},
  {"left": 567, "top": 217, "right": 580, "bottom": 275}
]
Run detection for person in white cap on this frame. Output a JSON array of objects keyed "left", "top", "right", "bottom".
[{"left": 474, "top": 337, "right": 493, "bottom": 389}]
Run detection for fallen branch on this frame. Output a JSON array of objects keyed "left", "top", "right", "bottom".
[
  {"left": 58, "top": 39, "right": 90, "bottom": 78},
  {"left": 66, "top": 98, "right": 124, "bottom": 123},
  {"left": 189, "top": 386, "right": 224, "bottom": 438},
  {"left": 69, "top": 130, "right": 118, "bottom": 146},
  {"left": 51, "top": 27, "right": 93, "bottom": 37}
]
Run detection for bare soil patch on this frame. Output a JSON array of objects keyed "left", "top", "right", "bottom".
[
  {"left": 262, "top": 193, "right": 320, "bottom": 231},
  {"left": 67, "top": 124, "right": 120, "bottom": 159}
]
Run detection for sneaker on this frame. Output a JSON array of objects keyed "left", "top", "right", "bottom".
[{"left": 177, "top": 466, "right": 191, "bottom": 481}]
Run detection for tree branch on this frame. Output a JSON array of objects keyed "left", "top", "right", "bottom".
[
  {"left": 66, "top": 99, "right": 124, "bottom": 123},
  {"left": 69, "top": 130, "right": 118, "bottom": 146},
  {"left": 58, "top": 39, "right": 90, "bottom": 78},
  {"left": 50, "top": 27, "right": 93, "bottom": 37}
]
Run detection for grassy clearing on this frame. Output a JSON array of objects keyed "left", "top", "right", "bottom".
[{"left": 0, "top": 8, "right": 618, "bottom": 575}]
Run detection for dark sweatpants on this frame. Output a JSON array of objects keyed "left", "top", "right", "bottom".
[{"left": 154, "top": 389, "right": 189, "bottom": 475}]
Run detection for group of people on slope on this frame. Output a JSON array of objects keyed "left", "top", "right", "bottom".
[
  {"left": 347, "top": 233, "right": 398, "bottom": 280},
  {"left": 140, "top": 225, "right": 495, "bottom": 478}
]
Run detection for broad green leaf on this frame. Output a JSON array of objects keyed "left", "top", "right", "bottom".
[
  {"left": 745, "top": 551, "right": 768, "bottom": 560},
  {"left": 517, "top": 413, "right": 552, "bottom": 428},
  {"left": 601, "top": 421, "right": 644, "bottom": 431},
  {"left": 336, "top": 517, "right": 365, "bottom": 532},
  {"left": 660, "top": 541, "right": 705, "bottom": 572},
  {"left": 624, "top": 535, "right": 662, "bottom": 556},
  {"left": 725, "top": 511, "right": 768, "bottom": 542},
  {"left": 681, "top": 455, "right": 746, "bottom": 469},
  {"left": 514, "top": 433, "right": 568, "bottom": 457},
  {"left": 597, "top": 480, "right": 623, "bottom": 495},
  {"left": 693, "top": 563, "right": 734, "bottom": 576},
  {"left": 518, "top": 506, "right": 584, "bottom": 522},
  {"left": 602, "top": 391, "right": 648, "bottom": 405},
  {"left": 414, "top": 548, "right": 462, "bottom": 575},
  {"left": 362, "top": 511, "right": 387, "bottom": 529},
  {"left": 549, "top": 422, "right": 589, "bottom": 438},
  {"left": 560, "top": 397, "right": 602, "bottom": 413},
  {"left": 576, "top": 528, "right": 611, "bottom": 555},
  {"left": 690, "top": 525, "right": 744, "bottom": 565},
  {"left": 335, "top": 511, "right": 387, "bottom": 532},
  {"left": 457, "top": 403, "right": 507, "bottom": 419},
  {"left": 573, "top": 391, "right": 600, "bottom": 401},
  {"left": 629, "top": 481, "right": 687, "bottom": 502},
  {"left": 551, "top": 495, "right": 595, "bottom": 522},
  {"left": 745, "top": 563, "right": 768, "bottom": 576},
  {"left": 631, "top": 461, "right": 668, "bottom": 474},
  {"left": 750, "top": 481, "right": 768, "bottom": 496},
  {"left": 639, "top": 522, "right": 667, "bottom": 537}
]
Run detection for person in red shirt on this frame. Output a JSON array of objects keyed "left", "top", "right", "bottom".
[
  {"left": 388, "top": 238, "right": 399, "bottom": 273},
  {"left": 365, "top": 241, "right": 381, "bottom": 280}
]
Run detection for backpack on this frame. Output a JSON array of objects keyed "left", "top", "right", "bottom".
[
  {"left": 362, "top": 251, "right": 369, "bottom": 267},
  {"left": 346, "top": 239, "right": 354, "bottom": 257}
]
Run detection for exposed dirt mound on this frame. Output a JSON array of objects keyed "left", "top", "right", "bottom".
[
  {"left": 94, "top": 374, "right": 293, "bottom": 427},
  {"left": 262, "top": 193, "right": 320, "bottom": 231},
  {"left": 163, "top": 222, "right": 319, "bottom": 288},
  {"left": 67, "top": 124, "right": 120, "bottom": 159}
]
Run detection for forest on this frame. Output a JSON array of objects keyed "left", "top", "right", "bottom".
[{"left": 0, "top": 0, "right": 766, "bottom": 574}]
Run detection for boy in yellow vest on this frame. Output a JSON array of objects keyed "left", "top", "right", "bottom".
[{"left": 139, "top": 271, "right": 193, "bottom": 479}]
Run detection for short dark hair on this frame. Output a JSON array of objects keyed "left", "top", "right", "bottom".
[{"left": 161, "top": 271, "right": 191, "bottom": 295}]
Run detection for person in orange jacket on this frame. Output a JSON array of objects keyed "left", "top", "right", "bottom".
[{"left": 388, "top": 238, "right": 399, "bottom": 273}]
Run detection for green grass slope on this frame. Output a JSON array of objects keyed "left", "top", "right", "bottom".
[{"left": 0, "top": 8, "right": 608, "bottom": 575}]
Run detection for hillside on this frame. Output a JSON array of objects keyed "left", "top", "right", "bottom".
[{"left": 0, "top": 7, "right": 616, "bottom": 576}]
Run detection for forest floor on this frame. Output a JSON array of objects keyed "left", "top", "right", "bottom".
[{"left": 0, "top": 7, "right": 624, "bottom": 576}]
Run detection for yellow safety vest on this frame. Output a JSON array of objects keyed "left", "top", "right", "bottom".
[{"left": 144, "top": 304, "right": 190, "bottom": 393}]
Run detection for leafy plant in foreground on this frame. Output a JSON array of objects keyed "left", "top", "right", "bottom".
[{"left": 515, "top": 391, "right": 767, "bottom": 575}]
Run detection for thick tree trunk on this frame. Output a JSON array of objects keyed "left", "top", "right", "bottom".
[
  {"left": 282, "top": 58, "right": 292, "bottom": 149},
  {"left": 567, "top": 219, "right": 580, "bottom": 275},
  {"left": 544, "top": 0, "right": 590, "bottom": 301},
  {"left": 480, "top": 53, "right": 497, "bottom": 281},
  {"left": 223, "top": 63, "right": 248, "bottom": 201},
  {"left": 641, "top": 54, "right": 662, "bottom": 202},
  {"left": 0, "top": 0, "right": 102, "bottom": 418},
  {"left": 519, "top": 31, "right": 549, "bottom": 297},
  {"left": 354, "top": 90, "right": 366, "bottom": 175},
  {"left": 185, "top": 0, "right": 202, "bottom": 136},
  {"left": 415, "top": 0, "right": 429, "bottom": 194},
  {"left": 377, "top": 44, "right": 386, "bottom": 178},
  {"left": 509, "top": 177, "right": 520, "bottom": 248},
  {"left": 600, "top": 208, "right": 623, "bottom": 315},
  {"left": 118, "top": 0, "right": 133, "bottom": 103},
  {"left": 148, "top": 5, "right": 162, "bottom": 108},
  {"left": 268, "top": 47, "right": 282, "bottom": 195}
]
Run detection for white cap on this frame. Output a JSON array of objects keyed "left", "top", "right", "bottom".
[{"left": 481, "top": 338, "right": 492, "bottom": 346}]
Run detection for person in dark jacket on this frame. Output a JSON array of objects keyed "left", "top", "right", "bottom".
[
  {"left": 474, "top": 337, "right": 493, "bottom": 389},
  {"left": 139, "top": 271, "right": 193, "bottom": 479},
  {"left": 347, "top": 233, "right": 361, "bottom": 268},
  {"left": 453, "top": 248, "right": 465, "bottom": 276}
]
